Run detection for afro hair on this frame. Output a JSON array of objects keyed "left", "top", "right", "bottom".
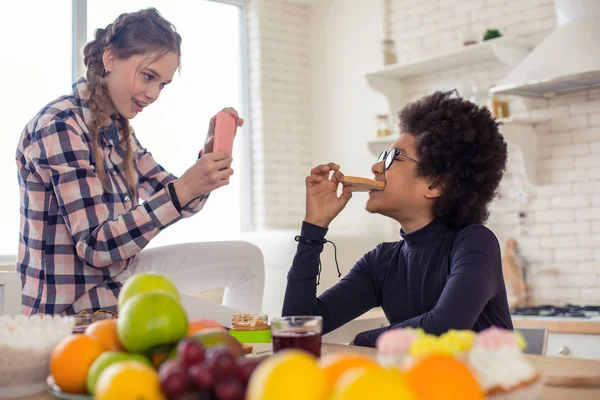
[{"left": 398, "top": 90, "right": 508, "bottom": 228}]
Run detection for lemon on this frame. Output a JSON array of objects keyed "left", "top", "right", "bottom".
[
  {"left": 247, "top": 350, "right": 328, "bottom": 400},
  {"left": 318, "top": 352, "right": 379, "bottom": 386},
  {"left": 331, "top": 366, "right": 417, "bottom": 400},
  {"left": 94, "top": 360, "right": 165, "bottom": 400},
  {"left": 86, "top": 351, "right": 152, "bottom": 394}
]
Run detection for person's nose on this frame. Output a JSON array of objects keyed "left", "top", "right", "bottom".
[
  {"left": 372, "top": 158, "right": 385, "bottom": 177},
  {"left": 145, "top": 84, "right": 160, "bottom": 103}
]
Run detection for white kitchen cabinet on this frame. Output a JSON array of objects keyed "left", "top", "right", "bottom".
[{"left": 546, "top": 332, "right": 600, "bottom": 360}]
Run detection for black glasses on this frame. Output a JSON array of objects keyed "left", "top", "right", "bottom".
[{"left": 377, "top": 149, "right": 419, "bottom": 171}]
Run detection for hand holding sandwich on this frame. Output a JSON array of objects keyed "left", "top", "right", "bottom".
[{"left": 304, "top": 163, "right": 352, "bottom": 228}]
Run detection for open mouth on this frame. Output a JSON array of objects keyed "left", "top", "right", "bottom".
[
  {"left": 133, "top": 99, "right": 147, "bottom": 112},
  {"left": 369, "top": 182, "right": 385, "bottom": 195}
]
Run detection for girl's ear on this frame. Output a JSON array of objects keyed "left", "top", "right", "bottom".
[{"left": 102, "top": 48, "right": 116, "bottom": 72}]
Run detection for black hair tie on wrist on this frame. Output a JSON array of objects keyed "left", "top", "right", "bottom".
[
  {"left": 294, "top": 235, "right": 341, "bottom": 285},
  {"left": 167, "top": 181, "right": 182, "bottom": 212}
]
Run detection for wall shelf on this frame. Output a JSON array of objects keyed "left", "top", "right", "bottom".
[
  {"left": 365, "top": 36, "right": 538, "bottom": 184},
  {"left": 367, "top": 136, "right": 395, "bottom": 156},
  {"left": 366, "top": 37, "right": 534, "bottom": 81},
  {"left": 365, "top": 37, "right": 535, "bottom": 124}
]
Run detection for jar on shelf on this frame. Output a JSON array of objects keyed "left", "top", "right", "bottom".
[
  {"left": 381, "top": 39, "right": 397, "bottom": 66},
  {"left": 229, "top": 313, "right": 271, "bottom": 343},
  {"left": 376, "top": 114, "right": 391, "bottom": 137},
  {"left": 488, "top": 98, "right": 510, "bottom": 119}
]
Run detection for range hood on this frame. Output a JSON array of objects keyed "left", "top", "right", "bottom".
[{"left": 490, "top": 0, "right": 600, "bottom": 97}]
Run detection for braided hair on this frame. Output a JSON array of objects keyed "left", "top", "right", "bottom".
[{"left": 82, "top": 8, "right": 181, "bottom": 197}]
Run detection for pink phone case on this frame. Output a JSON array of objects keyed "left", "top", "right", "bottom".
[{"left": 213, "top": 111, "right": 236, "bottom": 154}]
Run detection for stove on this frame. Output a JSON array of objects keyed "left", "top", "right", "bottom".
[{"left": 511, "top": 304, "right": 600, "bottom": 319}]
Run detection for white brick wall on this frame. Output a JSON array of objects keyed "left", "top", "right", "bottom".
[
  {"left": 388, "top": 0, "right": 555, "bottom": 62},
  {"left": 247, "top": 0, "right": 599, "bottom": 304},
  {"left": 246, "top": 0, "right": 312, "bottom": 230},
  {"left": 387, "top": 0, "right": 600, "bottom": 305}
]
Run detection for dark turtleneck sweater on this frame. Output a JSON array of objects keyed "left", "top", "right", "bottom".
[{"left": 282, "top": 218, "right": 513, "bottom": 347}]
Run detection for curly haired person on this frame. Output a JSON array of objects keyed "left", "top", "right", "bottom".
[{"left": 283, "top": 90, "right": 513, "bottom": 347}]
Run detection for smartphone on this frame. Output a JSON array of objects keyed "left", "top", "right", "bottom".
[{"left": 213, "top": 111, "right": 237, "bottom": 154}]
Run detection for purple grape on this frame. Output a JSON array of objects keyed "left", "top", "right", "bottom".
[
  {"left": 159, "top": 359, "right": 191, "bottom": 398},
  {"left": 199, "top": 390, "right": 214, "bottom": 400},
  {"left": 213, "top": 377, "right": 244, "bottom": 400},
  {"left": 188, "top": 363, "right": 214, "bottom": 390},
  {"left": 175, "top": 392, "right": 202, "bottom": 400},
  {"left": 177, "top": 391, "right": 213, "bottom": 400},
  {"left": 235, "top": 358, "right": 260, "bottom": 384},
  {"left": 178, "top": 338, "right": 206, "bottom": 367},
  {"left": 198, "top": 390, "right": 214, "bottom": 400},
  {"left": 205, "top": 346, "right": 236, "bottom": 377}
]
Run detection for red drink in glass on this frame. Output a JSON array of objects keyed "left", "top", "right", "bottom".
[
  {"left": 272, "top": 330, "right": 322, "bottom": 357},
  {"left": 271, "top": 316, "right": 323, "bottom": 358}
]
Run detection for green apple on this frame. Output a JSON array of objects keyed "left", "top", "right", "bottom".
[
  {"left": 86, "top": 351, "right": 152, "bottom": 394},
  {"left": 117, "top": 290, "right": 188, "bottom": 353},
  {"left": 191, "top": 328, "right": 245, "bottom": 357},
  {"left": 118, "top": 272, "right": 180, "bottom": 310}
]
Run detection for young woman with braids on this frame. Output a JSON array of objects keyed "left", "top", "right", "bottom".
[{"left": 16, "top": 8, "right": 264, "bottom": 323}]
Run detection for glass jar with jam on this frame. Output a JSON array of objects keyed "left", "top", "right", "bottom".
[{"left": 229, "top": 313, "right": 271, "bottom": 343}]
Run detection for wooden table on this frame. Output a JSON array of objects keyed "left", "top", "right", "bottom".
[{"left": 13, "top": 343, "right": 600, "bottom": 400}]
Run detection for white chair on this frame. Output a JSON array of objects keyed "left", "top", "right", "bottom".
[
  {"left": 241, "top": 230, "right": 388, "bottom": 343},
  {"left": 0, "top": 244, "right": 266, "bottom": 323},
  {"left": 0, "top": 255, "right": 20, "bottom": 316}
]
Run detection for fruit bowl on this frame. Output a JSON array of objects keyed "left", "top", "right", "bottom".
[
  {"left": 47, "top": 376, "right": 92, "bottom": 400},
  {"left": 0, "top": 315, "right": 75, "bottom": 399}
]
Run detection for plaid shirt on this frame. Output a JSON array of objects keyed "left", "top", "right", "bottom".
[{"left": 16, "top": 78, "right": 207, "bottom": 315}]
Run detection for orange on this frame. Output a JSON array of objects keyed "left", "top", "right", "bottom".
[
  {"left": 318, "top": 353, "right": 379, "bottom": 386},
  {"left": 331, "top": 367, "right": 417, "bottom": 400},
  {"left": 187, "top": 318, "right": 224, "bottom": 335},
  {"left": 85, "top": 319, "right": 124, "bottom": 351},
  {"left": 95, "top": 360, "right": 166, "bottom": 400},
  {"left": 406, "top": 354, "right": 484, "bottom": 400},
  {"left": 50, "top": 334, "right": 106, "bottom": 394}
]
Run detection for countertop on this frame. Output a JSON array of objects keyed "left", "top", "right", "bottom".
[
  {"left": 358, "top": 308, "right": 600, "bottom": 335},
  {"left": 512, "top": 315, "right": 600, "bottom": 334}
]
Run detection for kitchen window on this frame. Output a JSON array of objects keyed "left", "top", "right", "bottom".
[{"left": 0, "top": 3, "right": 72, "bottom": 255}]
